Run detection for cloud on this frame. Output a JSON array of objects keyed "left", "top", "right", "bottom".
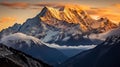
[
  {"left": 0, "top": 33, "right": 42, "bottom": 47},
  {"left": 0, "top": 32, "right": 96, "bottom": 50},
  {"left": 45, "top": 43, "right": 96, "bottom": 57},
  {"left": 0, "top": 17, "right": 16, "bottom": 23},
  {"left": 86, "top": 7, "right": 120, "bottom": 23},
  {"left": 0, "top": 17, "right": 17, "bottom": 31},
  {"left": 32, "top": 2, "right": 90, "bottom": 10},
  {"left": 113, "top": 4, "right": 120, "bottom": 9},
  {"left": 0, "top": 1, "right": 90, "bottom": 10},
  {"left": 86, "top": 8, "right": 113, "bottom": 15},
  {"left": 0, "top": 2, "right": 30, "bottom": 9},
  {"left": 45, "top": 43, "right": 96, "bottom": 49},
  {"left": 32, "top": 2, "right": 64, "bottom": 8}
]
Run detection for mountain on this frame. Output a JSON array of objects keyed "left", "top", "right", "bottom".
[
  {"left": 96, "top": 17, "right": 117, "bottom": 33},
  {"left": 0, "top": 23, "right": 21, "bottom": 39},
  {"left": 105, "top": 27, "right": 120, "bottom": 36},
  {"left": 0, "top": 33, "right": 68, "bottom": 66},
  {"left": 0, "top": 43, "right": 50, "bottom": 67},
  {"left": 58, "top": 34, "right": 120, "bottom": 67},
  {"left": 0, "top": 6, "right": 118, "bottom": 45},
  {"left": 40, "top": 6, "right": 117, "bottom": 33}
]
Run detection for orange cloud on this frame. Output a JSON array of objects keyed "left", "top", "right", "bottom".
[
  {"left": 32, "top": 2, "right": 90, "bottom": 10},
  {"left": 102, "top": 14, "right": 120, "bottom": 24},
  {"left": 86, "top": 7, "right": 120, "bottom": 23},
  {"left": 86, "top": 8, "right": 113, "bottom": 15},
  {"left": 0, "top": 17, "right": 17, "bottom": 31},
  {"left": 113, "top": 4, "right": 120, "bottom": 9},
  {"left": 33, "top": 2, "right": 64, "bottom": 8},
  {"left": 0, "top": 17, "right": 16, "bottom": 23},
  {"left": 0, "top": 2, "right": 90, "bottom": 10},
  {"left": 0, "top": 2, "right": 30, "bottom": 9}
]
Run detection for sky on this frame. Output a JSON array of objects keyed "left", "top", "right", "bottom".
[{"left": 0, "top": 0, "right": 120, "bottom": 31}]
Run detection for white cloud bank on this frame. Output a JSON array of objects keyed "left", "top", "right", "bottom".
[
  {"left": 0, "top": 32, "right": 96, "bottom": 50},
  {"left": 0, "top": 32, "right": 97, "bottom": 57},
  {"left": 0, "top": 33, "right": 42, "bottom": 47},
  {"left": 45, "top": 43, "right": 96, "bottom": 49}
]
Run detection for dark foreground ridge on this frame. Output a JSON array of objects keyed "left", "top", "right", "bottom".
[
  {"left": 0, "top": 43, "right": 51, "bottom": 67},
  {"left": 58, "top": 35, "right": 120, "bottom": 67}
]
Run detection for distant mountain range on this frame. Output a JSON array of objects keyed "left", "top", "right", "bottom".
[
  {"left": 0, "top": 33, "right": 68, "bottom": 66},
  {"left": 0, "top": 43, "right": 50, "bottom": 67},
  {"left": 58, "top": 33, "right": 120, "bottom": 67},
  {"left": 0, "top": 6, "right": 118, "bottom": 46}
]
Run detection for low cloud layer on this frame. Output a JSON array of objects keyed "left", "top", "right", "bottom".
[
  {"left": 45, "top": 43, "right": 96, "bottom": 57},
  {"left": 0, "top": 33, "right": 42, "bottom": 47},
  {"left": 0, "top": 32, "right": 96, "bottom": 51},
  {"left": 45, "top": 43, "right": 96, "bottom": 49}
]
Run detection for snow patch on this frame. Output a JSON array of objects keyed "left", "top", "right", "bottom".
[{"left": 42, "top": 30, "right": 59, "bottom": 42}]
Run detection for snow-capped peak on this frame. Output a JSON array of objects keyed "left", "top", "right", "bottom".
[{"left": 40, "top": 6, "right": 88, "bottom": 24}]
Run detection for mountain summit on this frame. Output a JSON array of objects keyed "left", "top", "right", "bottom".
[
  {"left": 40, "top": 6, "right": 88, "bottom": 24},
  {"left": 0, "top": 6, "right": 118, "bottom": 45},
  {"left": 40, "top": 6, "right": 93, "bottom": 32},
  {"left": 40, "top": 6, "right": 117, "bottom": 33}
]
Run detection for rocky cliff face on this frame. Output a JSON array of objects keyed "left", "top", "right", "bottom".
[{"left": 0, "top": 43, "right": 51, "bottom": 67}]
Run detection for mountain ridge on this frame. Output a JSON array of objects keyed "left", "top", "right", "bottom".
[
  {"left": 0, "top": 43, "right": 51, "bottom": 67},
  {"left": 58, "top": 34, "right": 120, "bottom": 67},
  {"left": 0, "top": 6, "right": 118, "bottom": 45},
  {"left": 0, "top": 33, "right": 68, "bottom": 66},
  {"left": 40, "top": 6, "right": 117, "bottom": 33}
]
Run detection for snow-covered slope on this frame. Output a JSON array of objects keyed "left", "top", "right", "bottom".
[{"left": 0, "top": 33, "right": 68, "bottom": 66}]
